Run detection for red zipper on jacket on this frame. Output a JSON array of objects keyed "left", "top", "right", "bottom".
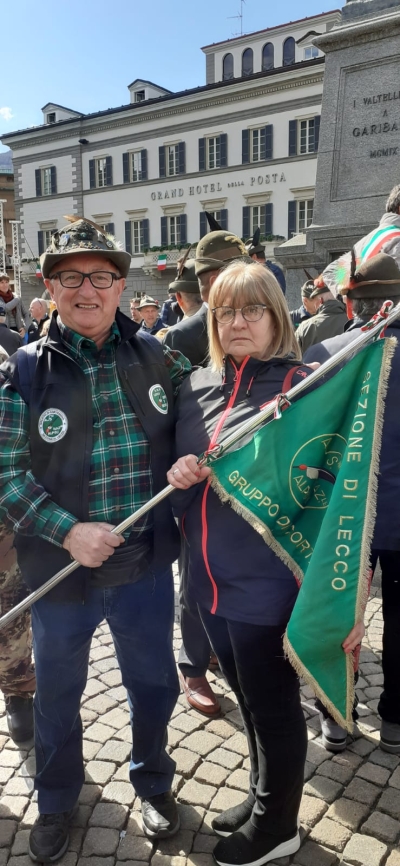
[{"left": 201, "top": 356, "right": 250, "bottom": 614}]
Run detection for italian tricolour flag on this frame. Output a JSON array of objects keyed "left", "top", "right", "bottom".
[
  {"left": 157, "top": 254, "right": 167, "bottom": 271},
  {"left": 36, "top": 265, "right": 42, "bottom": 278}
]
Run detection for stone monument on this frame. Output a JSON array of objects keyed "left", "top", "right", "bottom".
[{"left": 277, "top": 0, "right": 400, "bottom": 298}]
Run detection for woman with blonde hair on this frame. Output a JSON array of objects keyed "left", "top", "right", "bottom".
[{"left": 168, "top": 262, "right": 361, "bottom": 866}]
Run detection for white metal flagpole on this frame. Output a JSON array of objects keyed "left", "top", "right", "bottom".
[
  {"left": 10, "top": 220, "right": 21, "bottom": 297},
  {"left": 0, "top": 200, "right": 7, "bottom": 275}
]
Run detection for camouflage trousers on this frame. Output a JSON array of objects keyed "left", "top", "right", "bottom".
[{"left": 0, "top": 525, "right": 36, "bottom": 698}]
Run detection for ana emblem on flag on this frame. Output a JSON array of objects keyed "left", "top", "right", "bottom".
[
  {"left": 157, "top": 254, "right": 167, "bottom": 271},
  {"left": 38, "top": 409, "right": 68, "bottom": 443},
  {"left": 290, "top": 434, "right": 346, "bottom": 510},
  {"left": 149, "top": 384, "right": 168, "bottom": 414}
]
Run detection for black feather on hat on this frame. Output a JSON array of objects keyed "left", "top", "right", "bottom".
[
  {"left": 245, "top": 227, "right": 265, "bottom": 257},
  {"left": 345, "top": 252, "right": 400, "bottom": 299},
  {"left": 205, "top": 212, "right": 223, "bottom": 231}
]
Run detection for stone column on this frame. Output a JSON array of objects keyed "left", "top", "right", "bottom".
[{"left": 275, "top": 0, "right": 400, "bottom": 302}]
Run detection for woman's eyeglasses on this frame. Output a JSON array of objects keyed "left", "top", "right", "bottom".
[{"left": 212, "top": 304, "right": 267, "bottom": 324}]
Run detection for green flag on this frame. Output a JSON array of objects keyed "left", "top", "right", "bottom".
[{"left": 210, "top": 338, "right": 395, "bottom": 729}]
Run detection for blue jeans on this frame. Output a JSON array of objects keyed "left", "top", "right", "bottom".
[{"left": 31, "top": 568, "right": 179, "bottom": 813}]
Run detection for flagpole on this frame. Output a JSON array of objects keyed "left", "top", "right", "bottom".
[{"left": 0, "top": 301, "right": 399, "bottom": 630}]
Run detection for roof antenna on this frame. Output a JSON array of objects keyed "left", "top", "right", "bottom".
[{"left": 228, "top": 0, "right": 246, "bottom": 36}]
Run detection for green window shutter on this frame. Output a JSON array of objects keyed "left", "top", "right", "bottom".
[
  {"left": 38, "top": 230, "right": 44, "bottom": 255},
  {"left": 219, "top": 134, "right": 227, "bottom": 167},
  {"left": 122, "top": 153, "right": 130, "bottom": 184},
  {"left": 288, "top": 201, "right": 296, "bottom": 238},
  {"left": 199, "top": 212, "right": 207, "bottom": 238},
  {"left": 142, "top": 219, "right": 149, "bottom": 249},
  {"left": 105, "top": 223, "right": 115, "bottom": 235},
  {"left": 89, "top": 159, "right": 96, "bottom": 188},
  {"left": 220, "top": 209, "right": 228, "bottom": 230},
  {"left": 105, "top": 156, "right": 113, "bottom": 186},
  {"left": 159, "top": 146, "right": 166, "bottom": 178},
  {"left": 314, "top": 116, "right": 321, "bottom": 152},
  {"left": 265, "top": 125, "right": 273, "bottom": 160},
  {"left": 178, "top": 142, "right": 186, "bottom": 174},
  {"left": 242, "top": 206, "right": 250, "bottom": 238},
  {"left": 50, "top": 166, "right": 57, "bottom": 194},
  {"left": 289, "top": 120, "right": 297, "bottom": 156},
  {"left": 125, "top": 221, "right": 132, "bottom": 255},
  {"left": 141, "top": 149, "right": 148, "bottom": 180},
  {"left": 161, "top": 216, "right": 168, "bottom": 246},
  {"left": 264, "top": 203, "right": 273, "bottom": 236},
  {"left": 242, "top": 129, "right": 250, "bottom": 164},
  {"left": 199, "top": 138, "right": 206, "bottom": 171},
  {"left": 178, "top": 214, "right": 187, "bottom": 245},
  {"left": 35, "top": 169, "right": 42, "bottom": 197}
]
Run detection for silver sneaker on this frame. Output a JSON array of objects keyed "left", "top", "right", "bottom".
[
  {"left": 380, "top": 720, "right": 400, "bottom": 754},
  {"left": 319, "top": 713, "right": 347, "bottom": 752}
]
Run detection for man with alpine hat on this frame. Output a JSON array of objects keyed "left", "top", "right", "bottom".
[
  {"left": 304, "top": 252, "right": 400, "bottom": 755},
  {"left": 195, "top": 215, "right": 252, "bottom": 304},
  {"left": 0, "top": 218, "right": 192, "bottom": 861},
  {"left": 296, "top": 276, "right": 347, "bottom": 353},
  {"left": 161, "top": 253, "right": 221, "bottom": 715},
  {"left": 163, "top": 256, "right": 207, "bottom": 367},
  {"left": 138, "top": 295, "right": 164, "bottom": 335},
  {"left": 289, "top": 279, "right": 314, "bottom": 329},
  {"left": 245, "top": 228, "right": 286, "bottom": 295}
]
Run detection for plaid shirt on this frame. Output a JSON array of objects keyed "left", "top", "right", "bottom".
[{"left": 0, "top": 319, "right": 191, "bottom": 548}]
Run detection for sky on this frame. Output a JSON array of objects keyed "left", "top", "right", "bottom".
[{"left": 0, "top": 0, "right": 338, "bottom": 154}]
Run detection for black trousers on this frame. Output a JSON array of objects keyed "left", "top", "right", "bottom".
[
  {"left": 371, "top": 549, "right": 400, "bottom": 724},
  {"left": 200, "top": 606, "right": 307, "bottom": 836}
]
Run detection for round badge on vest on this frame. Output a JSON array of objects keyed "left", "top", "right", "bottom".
[
  {"left": 149, "top": 384, "right": 168, "bottom": 415},
  {"left": 38, "top": 409, "right": 68, "bottom": 443}
]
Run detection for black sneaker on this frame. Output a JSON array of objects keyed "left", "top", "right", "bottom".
[
  {"left": 213, "top": 820, "right": 300, "bottom": 866},
  {"left": 141, "top": 791, "right": 180, "bottom": 839},
  {"left": 6, "top": 696, "right": 34, "bottom": 743},
  {"left": 212, "top": 796, "right": 255, "bottom": 837},
  {"left": 29, "top": 811, "right": 72, "bottom": 862}
]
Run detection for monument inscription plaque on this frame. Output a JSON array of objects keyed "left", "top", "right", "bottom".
[{"left": 332, "top": 56, "right": 400, "bottom": 200}]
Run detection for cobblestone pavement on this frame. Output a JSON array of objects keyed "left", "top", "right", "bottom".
[{"left": 0, "top": 569, "right": 399, "bottom": 866}]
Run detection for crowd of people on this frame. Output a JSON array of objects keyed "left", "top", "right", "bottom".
[{"left": 0, "top": 187, "right": 399, "bottom": 866}]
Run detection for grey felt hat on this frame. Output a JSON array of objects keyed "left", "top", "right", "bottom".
[
  {"left": 138, "top": 295, "right": 160, "bottom": 309},
  {"left": 169, "top": 259, "right": 200, "bottom": 294},
  {"left": 40, "top": 217, "right": 131, "bottom": 279}
]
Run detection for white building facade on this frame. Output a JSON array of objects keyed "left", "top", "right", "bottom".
[{"left": 2, "top": 10, "right": 340, "bottom": 311}]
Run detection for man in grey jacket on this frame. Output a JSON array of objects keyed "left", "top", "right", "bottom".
[
  {"left": 0, "top": 274, "right": 28, "bottom": 337},
  {"left": 296, "top": 281, "right": 347, "bottom": 354}
]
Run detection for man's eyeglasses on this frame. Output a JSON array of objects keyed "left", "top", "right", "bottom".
[
  {"left": 212, "top": 304, "right": 267, "bottom": 324},
  {"left": 50, "top": 270, "right": 121, "bottom": 289}
]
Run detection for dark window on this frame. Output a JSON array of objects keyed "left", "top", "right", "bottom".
[
  {"left": 242, "top": 48, "right": 253, "bottom": 77},
  {"left": 35, "top": 166, "right": 57, "bottom": 196},
  {"left": 125, "top": 219, "right": 149, "bottom": 254},
  {"left": 47, "top": 112, "right": 56, "bottom": 124},
  {"left": 262, "top": 42, "right": 274, "bottom": 71},
  {"left": 135, "top": 90, "right": 145, "bottom": 102},
  {"left": 283, "top": 37, "right": 295, "bottom": 66},
  {"left": 222, "top": 53, "right": 234, "bottom": 80}
]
